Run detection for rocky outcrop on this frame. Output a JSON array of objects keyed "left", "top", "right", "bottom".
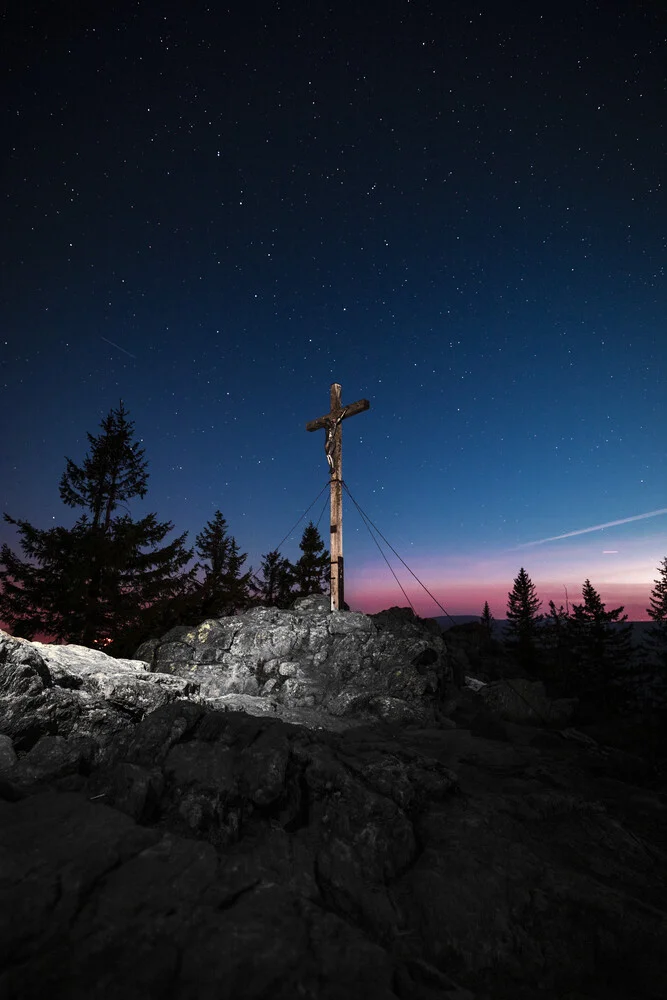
[
  {"left": 0, "top": 691, "right": 665, "bottom": 1000},
  {"left": 0, "top": 629, "right": 197, "bottom": 751},
  {"left": 134, "top": 599, "right": 454, "bottom": 726},
  {"left": 2, "top": 615, "right": 667, "bottom": 999},
  {"left": 2, "top": 600, "right": 450, "bottom": 753}
]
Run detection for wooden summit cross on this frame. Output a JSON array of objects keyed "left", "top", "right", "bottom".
[{"left": 306, "top": 383, "right": 370, "bottom": 611}]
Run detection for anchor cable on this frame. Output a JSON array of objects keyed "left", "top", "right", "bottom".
[
  {"left": 342, "top": 482, "right": 552, "bottom": 723},
  {"left": 271, "top": 482, "right": 330, "bottom": 553},
  {"left": 352, "top": 500, "right": 417, "bottom": 614},
  {"left": 342, "top": 481, "right": 458, "bottom": 627},
  {"left": 270, "top": 477, "right": 551, "bottom": 726},
  {"left": 314, "top": 493, "right": 329, "bottom": 534}
]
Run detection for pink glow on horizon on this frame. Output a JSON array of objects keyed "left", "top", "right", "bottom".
[
  {"left": 343, "top": 535, "right": 665, "bottom": 621},
  {"left": 346, "top": 580, "right": 654, "bottom": 621}
]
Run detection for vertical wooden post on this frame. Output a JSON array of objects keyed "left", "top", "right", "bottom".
[
  {"left": 306, "top": 383, "right": 370, "bottom": 611},
  {"left": 329, "top": 383, "right": 344, "bottom": 611}
]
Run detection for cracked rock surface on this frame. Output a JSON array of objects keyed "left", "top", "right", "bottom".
[
  {"left": 135, "top": 600, "right": 454, "bottom": 727},
  {"left": 1, "top": 687, "right": 666, "bottom": 1000},
  {"left": 1, "top": 620, "right": 666, "bottom": 1000}
]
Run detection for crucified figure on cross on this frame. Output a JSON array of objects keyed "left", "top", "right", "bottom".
[
  {"left": 323, "top": 406, "right": 349, "bottom": 471},
  {"left": 306, "top": 383, "right": 370, "bottom": 610}
]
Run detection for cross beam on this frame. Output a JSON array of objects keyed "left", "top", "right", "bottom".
[{"left": 306, "top": 383, "right": 370, "bottom": 610}]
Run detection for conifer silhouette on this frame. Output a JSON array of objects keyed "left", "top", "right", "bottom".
[
  {"left": 535, "top": 599, "right": 578, "bottom": 692},
  {"left": 0, "top": 402, "right": 196, "bottom": 653},
  {"left": 636, "top": 557, "right": 667, "bottom": 715},
  {"left": 505, "top": 567, "right": 543, "bottom": 673},
  {"left": 569, "top": 579, "right": 633, "bottom": 709},
  {"left": 292, "top": 521, "right": 329, "bottom": 598},
  {"left": 252, "top": 550, "right": 295, "bottom": 608},
  {"left": 191, "top": 510, "right": 252, "bottom": 619},
  {"left": 480, "top": 601, "right": 494, "bottom": 638},
  {"left": 645, "top": 557, "right": 667, "bottom": 670}
]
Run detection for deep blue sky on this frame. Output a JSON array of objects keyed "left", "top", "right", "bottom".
[{"left": 2, "top": 0, "right": 665, "bottom": 619}]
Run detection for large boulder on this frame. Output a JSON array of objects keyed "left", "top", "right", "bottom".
[
  {"left": 134, "top": 600, "right": 454, "bottom": 726},
  {"left": 0, "top": 601, "right": 455, "bottom": 750},
  {"left": 0, "top": 629, "right": 198, "bottom": 751}
]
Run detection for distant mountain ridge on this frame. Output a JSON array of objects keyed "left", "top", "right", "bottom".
[
  {"left": 430, "top": 615, "right": 482, "bottom": 631},
  {"left": 430, "top": 615, "right": 655, "bottom": 650}
]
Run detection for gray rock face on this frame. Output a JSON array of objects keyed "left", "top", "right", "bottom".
[
  {"left": 134, "top": 600, "right": 454, "bottom": 726},
  {"left": 0, "top": 733, "right": 17, "bottom": 770},
  {"left": 0, "top": 697, "right": 665, "bottom": 1000},
  {"left": 0, "top": 629, "right": 198, "bottom": 751},
  {"left": 0, "top": 601, "right": 455, "bottom": 756}
]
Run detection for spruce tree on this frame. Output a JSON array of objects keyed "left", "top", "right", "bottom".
[
  {"left": 59, "top": 401, "right": 148, "bottom": 530},
  {"left": 637, "top": 558, "right": 667, "bottom": 711},
  {"left": 539, "top": 600, "right": 574, "bottom": 687},
  {"left": 505, "top": 567, "right": 543, "bottom": 673},
  {"left": 107, "top": 513, "right": 199, "bottom": 653},
  {"left": 59, "top": 401, "right": 151, "bottom": 646},
  {"left": 190, "top": 510, "right": 252, "bottom": 619},
  {"left": 645, "top": 557, "right": 667, "bottom": 668},
  {"left": 0, "top": 402, "right": 197, "bottom": 653},
  {"left": 569, "top": 579, "right": 633, "bottom": 709},
  {"left": 480, "top": 601, "right": 495, "bottom": 639},
  {"left": 0, "top": 517, "right": 96, "bottom": 641},
  {"left": 252, "top": 550, "right": 295, "bottom": 608},
  {"left": 292, "top": 521, "right": 329, "bottom": 598}
]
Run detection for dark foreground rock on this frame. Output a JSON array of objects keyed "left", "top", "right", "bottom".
[
  {"left": 478, "top": 676, "right": 578, "bottom": 725},
  {"left": 1, "top": 684, "right": 666, "bottom": 1000}
]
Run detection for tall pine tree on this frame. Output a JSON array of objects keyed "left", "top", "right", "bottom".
[
  {"left": 538, "top": 600, "right": 574, "bottom": 688},
  {"left": 252, "top": 549, "right": 295, "bottom": 608},
  {"left": 505, "top": 567, "right": 543, "bottom": 673},
  {"left": 191, "top": 510, "right": 252, "bottom": 619},
  {"left": 0, "top": 517, "right": 98, "bottom": 642},
  {"left": 627, "top": 557, "right": 667, "bottom": 713},
  {"left": 569, "top": 579, "right": 633, "bottom": 709},
  {"left": 104, "top": 512, "right": 199, "bottom": 653},
  {"left": 60, "top": 401, "right": 150, "bottom": 647},
  {"left": 480, "top": 601, "right": 495, "bottom": 639},
  {"left": 645, "top": 557, "right": 667, "bottom": 670},
  {"left": 292, "top": 522, "right": 329, "bottom": 598},
  {"left": 0, "top": 402, "right": 197, "bottom": 653}
]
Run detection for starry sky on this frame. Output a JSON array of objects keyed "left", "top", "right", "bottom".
[{"left": 2, "top": 0, "right": 666, "bottom": 623}]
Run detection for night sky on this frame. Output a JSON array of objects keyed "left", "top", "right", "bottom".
[{"left": 2, "top": 1, "right": 666, "bottom": 622}]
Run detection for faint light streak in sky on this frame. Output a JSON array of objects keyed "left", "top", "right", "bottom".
[
  {"left": 603, "top": 550, "right": 619, "bottom": 554},
  {"left": 101, "top": 336, "right": 136, "bottom": 359},
  {"left": 516, "top": 509, "right": 667, "bottom": 548}
]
